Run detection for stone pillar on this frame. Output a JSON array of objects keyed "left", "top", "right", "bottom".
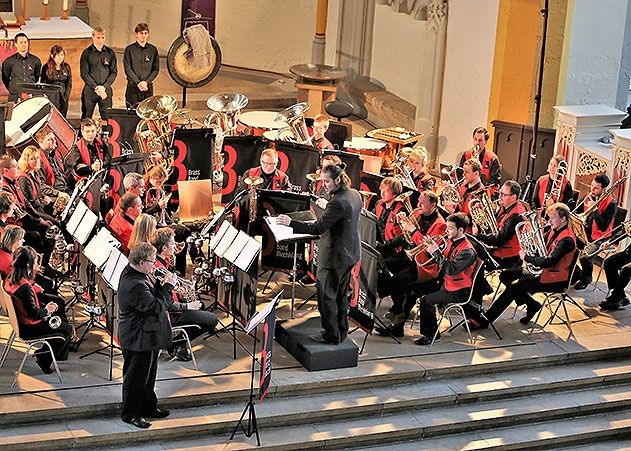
[
  {"left": 335, "top": 0, "right": 375, "bottom": 79},
  {"left": 311, "top": 0, "right": 328, "bottom": 65},
  {"left": 74, "top": 0, "right": 89, "bottom": 24},
  {"left": 414, "top": 0, "right": 448, "bottom": 163}
]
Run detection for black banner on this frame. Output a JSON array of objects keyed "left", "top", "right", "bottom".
[
  {"left": 274, "top": 141, "right": 321, "bottom": 191},
  {"left": 169, "top": 128, "right": 215, "bottom": 206},
  {"left": 359, "top": 170, "right": 384, "bottom": 211},
  {"left": 259, "top": 190, "right": 311, "bottom": 271},
  {"left": 259, "top": 302, "right": 276, "bottom": 401},
  {"left": 349, "top": 242, "right": 380, "bottom": 333},
  {"left": 221, "top": 136, "right": 264, "bottom": 204},
  {"left": 323, "top": 150, "right": 362, "bottom": 189}
]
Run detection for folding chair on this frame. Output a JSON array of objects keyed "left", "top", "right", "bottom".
[
  {"left": 529, "top": 250, "right": 591, "bottom": 335},
  {"left": 0, "top": 285, "right": 64, "bottom": 387},
  {"left": 170, "top": 324, "right": 201, "bottom": 370},
  {"left": 590, "top": 207, "right": 627, "bottom": 292}
]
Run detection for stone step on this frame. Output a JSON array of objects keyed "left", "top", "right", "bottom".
[
  {"left": 1, "top": 352, "right": 630, "bottom": 428},
  {"left": 0, "top": 371, "right": 629, "bottom": 450}
]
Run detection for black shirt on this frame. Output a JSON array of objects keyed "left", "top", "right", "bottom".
[
  {"left": 123, "top": 42, "right": 159, "bottom": 86},
  {"left": 1, "top": 52, "right": 41, "bottom": 95},
  {"left": 40, "top": 63, "right": 72, "bottom": 103},
  {"left": 80, "top": 44, "right": 117, "bottom": 89}
]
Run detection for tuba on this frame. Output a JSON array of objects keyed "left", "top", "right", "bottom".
[
  {"left": 135, "top": 95, "right": 178, "bottom": 153},
  {"left": 205, "top": 93, "right": 249, "bottom": 185},
  {"left": 542, "top": 159, "right": 568, "bottom": 207},
  {"left": 244, "top": 175, "right": 263, "bottom": 223},
  {"left": 276, "top": 102, "right": 312, "bottom": 145},
  {"left": 468, "top": 188, "right": 499, "bottom": 235},
  {"left": 515, "top": 210, "right": 548, "bottom": 275}
]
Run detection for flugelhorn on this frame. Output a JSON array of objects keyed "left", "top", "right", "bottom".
[{"left": 394, "top": 191, "right": 421, "bottom": 244}]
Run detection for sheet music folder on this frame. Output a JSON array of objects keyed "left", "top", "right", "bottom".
[
  {"left": 66, "top": 201, "right": 98, "bottom": 245},
  {"left": 84, "top": 228, "right": 121, "bottom": 270},
  {"left": 102, "top": 248, "right": 128, "bottom": 291},
  {"left": 264, "top": 215, "right": 319, "bottom": 243},
  {"left": 245, "top": 290, "right": 284, "bottom": 334}
]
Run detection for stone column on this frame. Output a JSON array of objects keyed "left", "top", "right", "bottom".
[
  {"left": 335, "top": 0, "right": 375, "bottom": 79},
  {"left": 74, "top": 0, "right": 89, "bottom": 24},
  {"left": 311, "top": 0, "right": 328, "bottom": 65}
]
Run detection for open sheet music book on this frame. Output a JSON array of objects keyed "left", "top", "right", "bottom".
[
  {"left": 66, "top": 201, "right": 99, "bottom": 245},
  {"left": 84, "top": 228, "right": 121, "bottom": 270},
  {"left": 102, "top": 248, "right": 128, "bottom": 291},
  {"left": 264, "top": 216, "right": 318, "bottom": 242}
]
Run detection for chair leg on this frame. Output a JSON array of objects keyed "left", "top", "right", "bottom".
[
  {"left": 410, "top": 298, "right": 420, "bottom": 330},
  {"left": 45, "top": 341, "right": 63, "bottom": 384},
  {"left": 429, "top": 308, "right": 447, "bottom": 347},
  {"left": 11, "top": 344, "right": 31, "bottom": 388},
  {"left": 456, "top": 305, "right": 473, "bottom": 343},
  {"left": 529, "top": 298, "right": 549, "bottom": 334},
  {"left": 180, "top": 329, "right": 197, "bottom": 371},
  {"left": 560, "top": 296, "right": 574, "bottom": 336},
  {"left": 0, "top": 330, "right": 16, "bottom": 367}
]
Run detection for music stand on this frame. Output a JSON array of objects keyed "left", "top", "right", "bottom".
[
  {"left": 18, "top": 82, "right": 62, "bottom": 108},
  {"left": 264, "top": 214, "right": 319, "bottom": 318},
  {"left": 210, "top": 220, "right": 261, "bottom": 358},
  {"left": 230, "top": 290, "right": 283, "bottom": 447}
]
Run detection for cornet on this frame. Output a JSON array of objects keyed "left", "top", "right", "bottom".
[{"left": 44, "top": 311, "right": 62, "bottom": 329}]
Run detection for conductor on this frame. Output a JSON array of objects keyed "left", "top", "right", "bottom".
[{"left": 277, "top": 163, "right": 362, "bottom": 345}]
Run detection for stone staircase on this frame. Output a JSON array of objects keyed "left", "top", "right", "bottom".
[{"left": 1, "top": 345, "right": 630, "bottom": 450}]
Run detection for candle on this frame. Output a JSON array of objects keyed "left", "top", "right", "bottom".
[
  {"left": 63, "top": 0, "right": 68, "bottom": 10},
  {"left": 42, "top": 0, "right": 48, "bottom": 5}
]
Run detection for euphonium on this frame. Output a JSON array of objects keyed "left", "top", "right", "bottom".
[
  {"left": 276, "top": 102, "right": 312, "bottom": 145},
  {"left": 542, "top": 159, "right": 568, "bottom": 206},
  {"left": 390, "top": 155, "right": 416, "bottom": 191},
  {"left": 515, "top": 210, "right": 548, "bottom": 275},
  {"left": 134, "top": 95, "right": 178, "bottom": 153},
  {"left": 244, "top": 175, "right": 263, "bottom": 223},
  {"left": 468, "top": 188, "right": 499, "bottom": 235}
]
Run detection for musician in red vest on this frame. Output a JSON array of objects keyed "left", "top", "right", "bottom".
[
  {"left": 5, "top": 246, "right": 71, "bottom": 374},
  {"left": 240, "top": 148, "right": 290, "bottom": 192},
  {"left": 413, "top": 212, "right": 477, "bottom": 345},
  {"left": 407, "top": 147, "right": 436, "bottom": 192},
  {"left": 375, "top": 190, "right": 446, "bottom": 338},
  {"left": 483, "top": 202, "right": 577, "bottom": 327},
  {"left": 109, "top": 193, "right": 143, "bottom": 255},
  {"left": 572, "top": 174, "right": 617, "bottom": 289},
  {"left": 66, "top": 118, "right": 111, "bottom": 184},
  {"left": 444, "top": 158, "right": 483, "bottom": 222},
  {"left": 532, "top": 154, "right": 574, "bottom": 210},
  {"left": 0, "top": 191, "right": 18, "bottom": 232},
  {"left": 35, "top": 129, "right": 71, "bottom": 195},
  {"left": 458, "top": 127, "right": 501, "bottom": 189},
  {"left": 311, "top": 113, "right": 334, "bottom": 151},
  {"left": 475, "top": 180, "right": 527, "bottom": 270},
  {"left": 373, "top": 177, "right": 404, "bottom": 250}
]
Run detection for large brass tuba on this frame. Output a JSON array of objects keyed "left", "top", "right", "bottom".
[
  {"left": 468, "top": 188, "right": 499, "bottom": 235},
  {"left": 205, "top": 93, "right": 249, "bottom": 185},
  {"left": 244, "top": 175, "right": 263, "bottom": 223},
  {"left": 515, "top": 210, "right": 548, "bottom": 275},
  {"left": 135, "top": 95, "right": 178, "bottom": 153},
  {"left": 276, "top": 102, "right": 312, "bottom": 145}
]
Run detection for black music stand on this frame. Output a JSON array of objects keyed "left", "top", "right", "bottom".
[
  {"left": 230, "top": 290, "right": 283, "bottom": 447},
  {"left": 209, "top": 220, "right": 261, "bottom": 359},
  {"left": 18, "top": 82, "right": 62, "bottom": 108},
  {"left": 264, "top": 214, "right": 318, "bottom": 319}
]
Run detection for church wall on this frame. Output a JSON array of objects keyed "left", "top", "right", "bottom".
[
  {"left": 369, "top": 4, "right": 426, "bottom": 104},
  {"left": 437, "top": 0, "right": 499, "bottom": 166}
]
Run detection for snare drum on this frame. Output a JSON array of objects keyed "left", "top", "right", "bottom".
[
  {"left": 344, "top": 137, "right": 387, "bottom": 173},
  {"left": 238, "top": 111, "right": 284, "bottom": 136},
  {"left": 5, "top": 97, "right": 77, "bottom": 159},
  {"left": 262, "top": 130, "right": 278, "bottom": 149}
]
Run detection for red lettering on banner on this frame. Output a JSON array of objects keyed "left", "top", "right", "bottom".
[
  {"left": 276, "top": 151, "right": 289, "bottom": 173},
  {"left": 109, "top": 169, "right": 122, "bottom": 206},
  {"left": 222, "top": 145, "right": 238, "bottom": 196},
  {"left": 172, "top": 139, "right": 188, "bottom": 182},
  {"left": 107, "top": 119, "right": 122, "bottom": 158}
]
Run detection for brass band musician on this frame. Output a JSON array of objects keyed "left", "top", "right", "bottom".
[
  {"left": 239, "top": 148, "right": 290, "bottom": 192},
  {"left": 67, "top": 118, "right": 111, "bottom": 185},
  {"left": 35, "top": 129, "right": 71, "bottom": 195},
  {"left": 373, "top": 177, "right": 404, "bottom": 253},
  {"left": 458, "top": 127, "right": 501, "bottom": 189},
  {"left": 311, "top": 113, "right": 334, "bottom": 151},
  {"left": 573, "top": 174, "right": 617, "bottom": 290},
  {"left": 407, "top": 147, "right": 436, "bottom": 192},
  {"left": 532, "top": 155, "right": 574, "bottom": 210},
  {"left": 482, "top": 203, "right": 577, "bottom": 327},
  {"left": 602, "top": 237, "right": 631, "bottom": 310},
  {"left": 443, "top": 158, "right": 483, "bottom": 221}
]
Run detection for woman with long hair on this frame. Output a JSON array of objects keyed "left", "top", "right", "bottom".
[
  {"left": 0, "top": 225, "right": 25, "bottom": 278},
  {"left": 128, "top": 213, "right": 157, "bottom": 251},
  {"left": 40, "top": 45, "right": 72, "bottom": 117},
  {"left": 16, "top": 146, "right": 56, "bottom": 221},
  {"left": 5, "top": 246, "right": 71, "bottom": 374}
]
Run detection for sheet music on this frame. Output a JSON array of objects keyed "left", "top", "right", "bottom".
[
  {"left": 102, "top": 249, "right": 128, "bottom": 291},
  {"left": 84, "top": 228, "right": 120, "bottom": 269},
  {"left": 208, "top": 220, "right": 232, "bottom": 252},
  {"left": 264, "top": 216, "right": 317, "bottom": 242},
  {"left": 73, "top": 209, "right": 99, "bottom": 245},
  {"left": 234, "top": 239, "right": 261, "bottom": 273},
  {"left": 245, "top": 290, "right": 284, "bottom": 334},
  {"left": 66, "top": 201, "right": 88, "bottom": 235},
  {"left": 224, "top": 231, "right": 250, "bottom": 263},
  {"left": 214, "top": 225, "right": 239, "bottom": 257}
]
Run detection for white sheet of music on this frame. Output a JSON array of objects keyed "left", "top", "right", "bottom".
[
  {"left": 84, "top": 228, "right": 120, "bottom": 269},
  {"left": 214, "top": 225, "right": 239, "bottom": 258},
  {"left": 224, "top": 231, "right": 249, "bottom": 263},
  {"left": 234, "top": 238, "right": 261, "bottom": 273},
  {"left": 208, "top": 220, "right": 232, "bottom": 252},
  {"left": 102, "top": 248, "right": 128, "bottom": 291},
  {"left": 67, "top": 201, "right": 99, "bottom": 245},
  {"left": 264, "top": 216, "right": 316, "bottom": 242}
]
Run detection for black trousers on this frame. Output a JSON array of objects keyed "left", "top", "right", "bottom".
[
  {"left": 603, "top": 244, "right": 631, "bottom": 297},
  {"left": 317, "top": 264, "right": 354, "bottom": 343},
  {"left": 171, "top": 309, "right": 219, "bottom": 343},
  {"left": 81, "top": 86, "right": 112, "bottom": 120},
  {"left": 125, "top": 84, "right": 153, "bottom": 108},
  {"left": 485, "top": 267, "right": 566, "bottom": 323},
  {"left": 20, "top": 320, "right": 72, "bottom": 367},
  {"left": 378, "top": 250, "right": 414, "bottom": 300},
  {"left": 418, "top": 287, "right": 469, "bottom": 337},
  {"left": 121, "top": 348, "right": 159, "bottom": 420}
]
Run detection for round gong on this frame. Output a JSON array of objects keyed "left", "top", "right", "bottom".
[{"left": 166, "top": 35, "right": 222, "bottom": 89}]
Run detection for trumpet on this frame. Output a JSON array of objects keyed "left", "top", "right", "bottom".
[
  {"left": 394, "top": 191, "right": 421, "bottom": 244},
  {"left": 404, "top": 234, "right": 447, "bottom": 262},
  {"left": 153, "top": 265, "right": 198, "bottom": 302}
]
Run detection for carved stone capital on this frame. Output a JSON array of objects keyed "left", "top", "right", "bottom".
[{"left": 375, "top": 0, "right": 447, "bottom": 22}]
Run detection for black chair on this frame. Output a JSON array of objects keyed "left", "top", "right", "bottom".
[{"left": 325, "top": 100, "right": 353, "bottom": 141}]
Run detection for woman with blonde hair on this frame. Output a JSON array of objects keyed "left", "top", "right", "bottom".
[
  {"left": 406, "top": 146, "right": 435, "bottom": 192},
  {"left": 128, "top": 213, "right": 157, "bottom": 251},
  {"left": 16, "top": 146, "right": 56, "bottom": 220}
]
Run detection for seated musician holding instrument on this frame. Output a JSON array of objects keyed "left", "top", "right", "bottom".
[
  {"left": 240, "top": 148, "right": 290, "bottom": 192},
  {"left": 407, "top": 147, "right": 436, "bottom": 192},
  {"left": 482, "top": 203, "right": 577, "bottom": 327},
  {"left": 17, "top": 146, "right": 59, "bottom": 222},
  {"left": 458, "top": 127, "right": 501, "bottom": 190},
  {"left": 572, "top": 174, "right": 617, "bottom": 290},
  {"left": 105, "top": 172, "right": 145, "bottom": 224},
  {"left": 474, "top": 180, "right": 527, "bottom": 270},
  {"left": 601, "top": 236, "right": 631, "bottom": 310},
  {"left": 35, "top": 129, "right": 71, "bottom": 196},
  {"left": 375, "top": 190, "right": 446, "bottom": 338},
  {"left": 151, "top": 228, "right": 218, "bottom": 361},
  {"left": 0, "top": 225, "right": 25, "bottom": 278},
  {"left": 66, "top": 118, "right": 111, "bottom": 185},
  {"left": 311, "top": 113, "right": 334, "bottom": 151},
  {"left": 109, "top": 193, "right": 143, "bottom": 255},
  {"left": 145, "top": 165, "right": 171, "bottom": 225},
  {"left": 5, "top": 246, "right": 72, "bottom": 374},
  {"left": 373, "top": 177, "right": 404, "bottom": 257},
  {"left": 532, "top": 154, "right": 574, "bottom": 210},
  {"left": 413, "top": 213, "right": 478, "bottom": 345},
  {"left": 0, "top": 191, "right": 18, "bottom": 231},
  {"left": 443, "top": 158, "right": 483, "bottom": 221}
]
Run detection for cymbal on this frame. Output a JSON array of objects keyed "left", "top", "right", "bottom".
[{"left": 305, "top": 172, "right": 321, "bottom": 182}]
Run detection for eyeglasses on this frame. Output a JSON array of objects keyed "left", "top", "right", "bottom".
[
  {"left": 144, "top": 259, "right": 156, "bottom": 264},
  {"left": 499, "top": 192, "right": 513, "bottom": 197},
  {"left": 260, "top": 160, "right": 276, "bottom": 167}
]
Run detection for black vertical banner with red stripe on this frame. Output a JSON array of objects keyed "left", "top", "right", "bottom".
[
  {"left": 348, "top": 242, "right": 380, "bottom": 333},
  {"left": 259, "top": 301, "right": 276, "bottom": 401},
  {"left": 221, "top": 136, "right": 264, "bottom": 204}
]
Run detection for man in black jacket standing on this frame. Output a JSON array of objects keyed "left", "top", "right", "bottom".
[
  {"left": 277, "top": 163, "right": 362, "bottom": 344},
  {"left": 118, "top": 242, "right": 176, "bottom": 429},
  {"left": 1, "top": 33, "right": 41, "bottom": 102},
  {"left": 123, "top": 23, "right": 159, "bottom": 107},
  {"left": 80, "top": 26, "right": 117, "bottom": 119}
]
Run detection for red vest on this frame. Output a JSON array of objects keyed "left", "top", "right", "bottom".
[
  {"left": 247, "top": 167, "right": 288, "bottom": 191},
  {"left": 17, "top": 173, "right": 40, "bottom": 200},
  {"left": 463, "top": 148, "right": 497, "bottom": 183},
  {"left": 443, "top": 237, "right": 476, "bottom": 292},
  {"left": 39, "top": 149, "right": 65, "bottom": 187},
  {"left": 109, "top": 213, "right": 134, "bottom": 255},
  {"left": 0, "top": 249, "right": 12, "bottom": 278},
  {"left": 5, "top": 277, "right": 41, "bottom": 326},
  {"left": 374, "top": 200, "right": 404, "bottom": 241},
  {"left": 493, "top": 202, "right": 527, "bottom": 258},
  {"left": 458, "top": 182, "right": 482, "bottom": 216},
  {"left": 413, "top": 172, "right": 436, "bottom": 192},
  {"left": 540, "top": 226, "right": 576, "bottom": 284},
  {"left": 536, "top": 175, "right": 569, "bottom": 207},
  {"left": 2, "top": 177, "right": 27, "bottom": 208},
  {"left": 73, "top": 137, "right": 106, "bottom": 181},
  {"left": 590, "top": 196, "right": 615, "bottom": 240},
  {"left": 413, "top": 214, "right": 447, "bottom": 280}
]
